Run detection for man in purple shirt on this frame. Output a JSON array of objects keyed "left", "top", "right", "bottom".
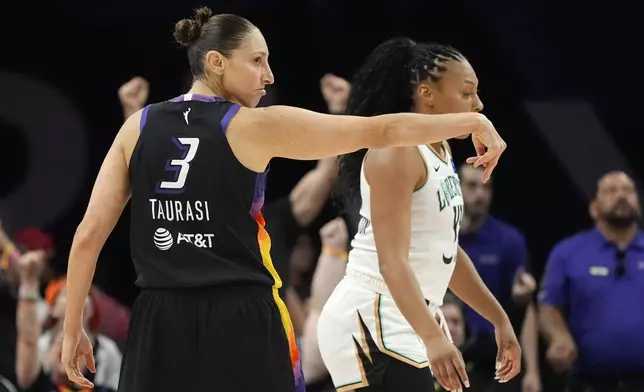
[
  {"left": 539, "top": 171, "right": 644, "bottom": 392},
  {"left": 458, "top": 164, "right": 541, "bottom": 392}
]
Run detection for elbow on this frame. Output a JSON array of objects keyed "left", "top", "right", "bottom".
[{"left": 73, "top": 220, "right": 102, "bottom": 249}]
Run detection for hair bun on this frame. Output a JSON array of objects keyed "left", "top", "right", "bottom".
[
  {"left": 173, "top": 7, "right": 213, "bottom": 47},
  {"left": 193, "top": 7, "right": 213, "bottom": 26}
]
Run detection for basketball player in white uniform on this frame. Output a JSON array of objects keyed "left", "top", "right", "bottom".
[{"left": 317, "top": 38, "right": 522, "bottom": 392}]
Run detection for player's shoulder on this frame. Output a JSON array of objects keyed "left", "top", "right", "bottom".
[{"left": 365, "top": 146, "right": 426, "bottom": 183}]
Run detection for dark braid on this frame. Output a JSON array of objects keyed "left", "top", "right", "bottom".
[{"left": 336, "top": 38, "right": 466, "bottom": 208}]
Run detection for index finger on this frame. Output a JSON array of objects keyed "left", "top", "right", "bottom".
[{"left": 452, "top": 354, "right": 470, "bottom": 388}]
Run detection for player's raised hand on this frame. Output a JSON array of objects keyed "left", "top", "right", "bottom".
[
  {"left": 426, "top": 335, "right": 469, "bottom": 392},
  {"left": 465, "top": 114, "right": 506, "bottom": 183}
]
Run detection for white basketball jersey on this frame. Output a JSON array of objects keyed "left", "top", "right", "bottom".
[{"left": 346, "top": 144, "right": 464, "bottom": 305}]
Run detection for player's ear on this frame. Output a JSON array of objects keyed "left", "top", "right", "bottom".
[{"left": 416, "top": 82, "right": 435, "bottom": 110}]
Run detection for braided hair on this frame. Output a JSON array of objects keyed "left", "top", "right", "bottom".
[{"left": 337, "top": 37, "right": 466, "bottom": 207}]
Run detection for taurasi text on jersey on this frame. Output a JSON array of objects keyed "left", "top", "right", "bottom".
[{"left": 149, "top": 199, "right": 211, "bottom": 221}]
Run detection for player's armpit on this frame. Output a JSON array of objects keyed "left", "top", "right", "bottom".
[
  {"left": 368, "top": 147, "right": 444, "bottom": 344},
  {"left": 225, "top": 106, "right": 481, "bottom": 172}
]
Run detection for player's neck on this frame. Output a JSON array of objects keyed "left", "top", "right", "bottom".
[
  {"left": 596, "top": 221, "right": 638, "bottom": 248},
  {"left": 188, "top": 80, "right": 224, "bottom": 100}
]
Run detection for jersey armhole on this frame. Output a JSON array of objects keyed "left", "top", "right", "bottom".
[
  {"left": 220, "top": 103, "right": 241, "bottom": 134},
  {"left": 139, "top": 104, "right": 151, "bottom": 133},
  {"left": 413, "top": 146, "right": 429, "bottom": 193}
]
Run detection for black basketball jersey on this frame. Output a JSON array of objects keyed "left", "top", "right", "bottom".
[{"left": 128, "top": 94, "right": 278, "bottom": 289}]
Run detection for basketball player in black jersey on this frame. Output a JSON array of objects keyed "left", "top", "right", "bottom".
[{"left": 60, "top": 7, "right": 506, "bottom": 392}]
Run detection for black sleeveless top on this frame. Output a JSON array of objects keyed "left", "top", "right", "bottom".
[{"left": 128, "top": 94, "right": 278, "bottom": 289}]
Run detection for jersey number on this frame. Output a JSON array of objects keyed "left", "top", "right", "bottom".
[
  {"left": 156, "top": 137, "right": 200, "bottom": 194},
  {"left": 452, "top": 205, "right": 463, "bottom": 243}
]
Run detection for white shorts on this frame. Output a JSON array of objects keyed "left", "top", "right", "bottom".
[{"left": 317, "top": 271, "right": 450, "bottom": 391}]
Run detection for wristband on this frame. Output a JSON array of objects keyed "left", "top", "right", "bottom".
[
  {"left": 321, "top": 245, "right": 348, "bottom": 260},
  {"left": 19, "top": 284, "right": 40, "bottom": 301},
  {"left": 18, "top": 292, "right": 40, "bottom": 302}
]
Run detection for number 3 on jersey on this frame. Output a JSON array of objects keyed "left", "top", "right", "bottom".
[{"left": 156, "top": 137, "right": 200, "bottom": 194}]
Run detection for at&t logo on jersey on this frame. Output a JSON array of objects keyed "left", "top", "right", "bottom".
[
  {"left": 153, "top": 228, "right": 214, "bottom": 250},
  {"left": 177, "top": 232, "right": 214, "bottom": 248},
  {"left": 153, "top": 228, "right": 174, "bottom": 250}
]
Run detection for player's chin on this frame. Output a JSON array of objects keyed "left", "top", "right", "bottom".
[
  {"left": 454, "top": 134, "right": 470, "bottom": 140},
  {"left": 246, "top": 95, "right": 264, "bottom": 108}
]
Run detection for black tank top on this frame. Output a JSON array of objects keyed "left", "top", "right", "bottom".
[{"left": 128, "top": 94, "right": 278, "bottom": 289}]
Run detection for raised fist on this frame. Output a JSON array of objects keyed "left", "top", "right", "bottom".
[
  {"left": 320, "top": 74, "right": 350, "bottom": 114},
  {"left": 118, "top": 77, "right": 149, "bottom": 117}
]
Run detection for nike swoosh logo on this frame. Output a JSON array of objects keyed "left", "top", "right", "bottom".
[
  {"left": 443, "top": 254, "right": 454, "bottom": 264},
  {"left": 434, "top": 165, "right": 441, "bottom": 172}
]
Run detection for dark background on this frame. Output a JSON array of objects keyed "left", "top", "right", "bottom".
[{"left": 1, "top": 0, "right": 642, "bottom": 306}]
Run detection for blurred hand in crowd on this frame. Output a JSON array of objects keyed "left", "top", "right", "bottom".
[
  {"left": 522, "top": 370, "right": 542, "bottom": 392},
  {"left": 511, "top": 267, "right": 537, "bottom": 306},
  {"left": 17, "top": 250, "right": 47, "bottom": 286},
  {"left": 546, "top": 333, "right": 577, "bottom": 374},
  {"left": 320, "top": 218, "right": 349, "bottom": 251},
  {"left": 119, "top": 77, "right": 149, "bottom": 118},
  {"left": 320, "top": 74, "right": 350, "bottom": 113}
]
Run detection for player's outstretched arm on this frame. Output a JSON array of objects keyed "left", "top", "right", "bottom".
[
  {"left": 225, "top": 105, "right": 496, "bottom": 172},
  {"left": 63, "top": 114, "right": 138, "bottom": 335}
]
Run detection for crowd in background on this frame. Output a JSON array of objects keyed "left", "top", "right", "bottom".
[{"left": 0, "top": 74, "right": 642, "bottom": 392}]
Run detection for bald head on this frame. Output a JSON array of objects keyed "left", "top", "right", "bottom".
[{"left": 591, "top": 171, "right": 640, "bottom": 228}]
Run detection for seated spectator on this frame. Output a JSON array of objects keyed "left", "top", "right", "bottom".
[
  {"left": 539, "top": 171, "right": 644, "bottom": 392},
  {"left": 285, "top": 232, "right": 320, "bottom": 335},
  {"left": 16, "top": 276, "right": 121, "bottom": 392}
]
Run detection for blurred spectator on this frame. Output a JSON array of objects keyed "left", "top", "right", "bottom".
[
  {"left": 0, "top": 224, "right": 53, "bottom": 390},
  {"left": 458, "top": 164, "right": 541, "bottom": 392},
  {"left": 299, "top": 218, "right": 349, "bottom": 392},
  {"left": 539, "top": 171, "right": 644, "bottom": 392},
  {"left": 285, "top": 233, "right": 319, "bottom": 335},
  {"left": 89, "top": 286, "right": 130, "bottom": 348},
  {"left": 16, "top": 276, "right": 122, "bottom": 391}
]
